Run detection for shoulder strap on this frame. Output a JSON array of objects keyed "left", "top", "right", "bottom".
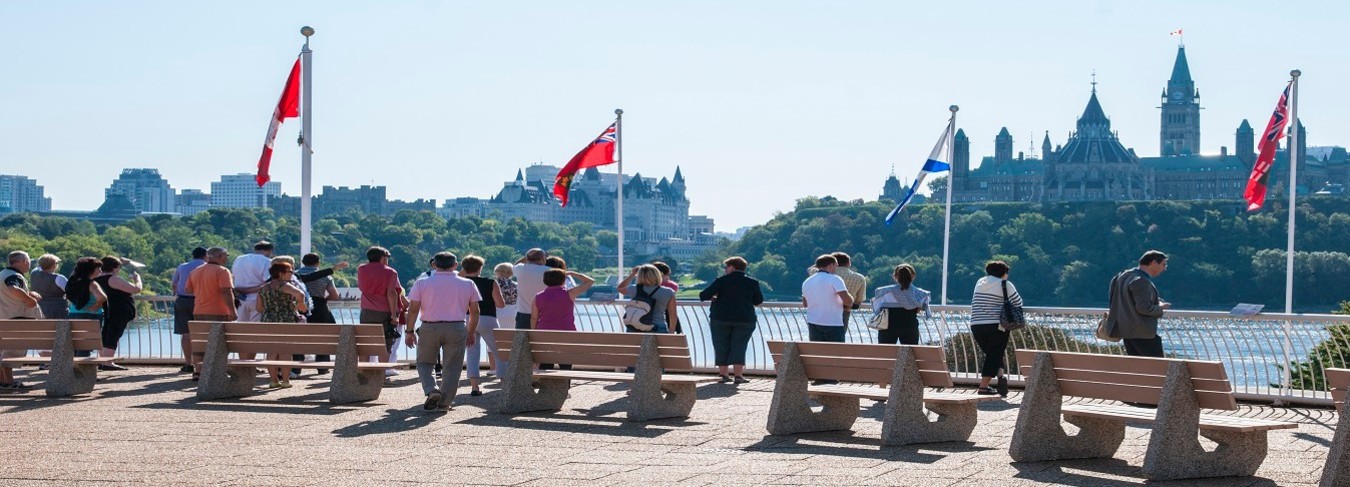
[{"left": 1001, "top": 280, "right": 1010, "bottom": 303}]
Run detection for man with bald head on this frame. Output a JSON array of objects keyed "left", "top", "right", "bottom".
[{"left": 512, "top": 248, "right": 550, "bottom": 329}]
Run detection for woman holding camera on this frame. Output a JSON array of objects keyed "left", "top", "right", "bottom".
[{"left": 94, "top": 256, "right": 142, "bottom": 371}]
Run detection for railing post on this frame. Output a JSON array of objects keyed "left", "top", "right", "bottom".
[{"left": 1282, "top": 317, "right": 1293, "bottom": 400}]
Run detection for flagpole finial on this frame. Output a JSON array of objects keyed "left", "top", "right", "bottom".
[
  {"left": 949, "top": 105, "right": 959, "bottom": 113},
  {"left": 301, "top": 26, "right": 315, "bottom": 37},
  {"left": 1290, "top": 69, "right": 1302, "bottom": 78},
  {"left": 615, "top": 108, "right": 623, "bottom": 116}
]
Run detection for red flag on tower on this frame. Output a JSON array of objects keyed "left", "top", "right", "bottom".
[
  {"left": 256, "top": 59, "right": 302, "bottom": 187},
  {"left": 1243, "top": 82, "right": 1292, "bottom": 212},
  {"left": 553, "top": 122, "right": 618, "bottom": 206}
]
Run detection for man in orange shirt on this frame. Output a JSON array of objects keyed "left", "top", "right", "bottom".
[{"left": 185, "top": 247, "right": 237, "bottom": 378}]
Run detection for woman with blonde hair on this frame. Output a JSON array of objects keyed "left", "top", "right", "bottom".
[
  {"left": 494, "top": 263, "right": 518, "bottom": 326},
  {"left": 617, "top": 264, "right": 678, "bottom": 334}
]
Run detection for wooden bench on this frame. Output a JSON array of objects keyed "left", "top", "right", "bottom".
[
  {"left": 0, "top": 319, "right": 112, "bottom": 396},
  {"left": 765, "top": 341, "right": 999, "bottom": 445},
  {"left": 494, "top": 329, "right": 719, "bottom": 421},
  {"left": 189, "top": 321, "right": 398, "bottom": 404},
  {"left": 1009, "top": 350, "right": 1297, "bottom": 481},
  {"left": 1320, "top": 368, "right": 1350, "bottom": 486}
]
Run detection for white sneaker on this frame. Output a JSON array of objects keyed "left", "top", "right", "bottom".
[{"left": 385, "top": 369, "right": 398, "bottom": 377}]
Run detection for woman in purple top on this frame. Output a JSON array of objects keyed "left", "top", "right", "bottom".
[{"left": 531, "top": 269, "right": 594, "bottom": 331}]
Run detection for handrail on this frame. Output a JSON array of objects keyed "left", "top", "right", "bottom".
[{"left": 121, "top": 296, "right": 1350, "bottom": 405}]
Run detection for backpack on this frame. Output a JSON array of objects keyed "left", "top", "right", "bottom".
[{"left": 622, "top": 285, "right": 658, "bottom": 331}]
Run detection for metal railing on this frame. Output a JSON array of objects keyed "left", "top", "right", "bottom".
[{"left": 123, "top": 296, "right": 1350, "bottom": 405}]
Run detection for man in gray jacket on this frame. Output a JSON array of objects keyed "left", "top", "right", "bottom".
[{"left": 1106, "top": 250, "right": 1171, "bottom": 357}]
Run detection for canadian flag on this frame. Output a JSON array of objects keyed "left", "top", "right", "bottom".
[{"left": 256, "top": 59, "right": 301, "bottom": 187}]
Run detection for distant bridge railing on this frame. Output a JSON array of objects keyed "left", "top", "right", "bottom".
[{"left": 123, "top": 296, "right": 1348, "bottom": 406}]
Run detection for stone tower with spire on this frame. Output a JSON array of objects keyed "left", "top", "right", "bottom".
[
  {"left": 1160, "top": 45, "right": 1201, "bottom": 156},
  {"left": 953, "top": 129, "right": 970, "bottom": 189},
  {"left": 994, "top": 127, "right": 1013, "bottom": 164},
  {"left": 1235, "top": 119, "right": 1254, "bottom": 167},
  {"left": 1041, "top": 132, "right": 1053, "bottom": 161}
]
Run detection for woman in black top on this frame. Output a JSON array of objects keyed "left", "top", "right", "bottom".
[
  {"left": 460, "top": 256, "right": 505, "bottom": 396},
  {"left": 698, "top": 256, "right": 765, "bottom": 383},
  {"left": 94, "top": 256, "right": 141, "bottom": 371}
]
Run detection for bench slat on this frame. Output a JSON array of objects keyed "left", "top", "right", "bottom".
[
  {"left": 508, "top": 342, "right": 688, "bottom": 357},
  {"left": 1016, "top": 366, "right": 1233, "bottom": 394},
  {"left": 533, "top": 370, "right": 717, "bottom": 384},
  {"left": 0, "top": 320, "right": 102, "bottom": 332},
  {"left": 1062, "top": 404, "right": 1298, "bottom": 432},
  {"left": 520, "top": 351, "right": 692, "bottom": 370},
  {"left": 495, "top": 329, "right": 690, "bottom": 348},
  {"left": 767, "top": 341, "right": 945, "bottom": 363},
  {"left": 1057, "top": 379, "right": 1237, "bottom": 410},
  {"left": 1, "top": 357, "right": 115, "bottom": 365},
  {"left": 194, "top": 343, "right": 389, "bottom": 356},
  {"left": 807, "top": 385, "right": 998, "bottom": 404},
  {"left": 795, "top": 365, "right": 953, "bottom": 388},
  {"left": 1015, "top": 350, "right": 1229, "bottom": 381},
  {"left": 223, "top": 359, "right": 398, "bottom": 369},
  {"left": 1326, "top": 368, "right": 1350, "bottom": 409}
]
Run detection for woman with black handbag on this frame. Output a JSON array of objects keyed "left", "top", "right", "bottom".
[
  {"left": 871, "top": 264, "right": 929, "bottom": 345},
  {"left": 969, "top": 260, "right": 1022, "bottom": 397}
]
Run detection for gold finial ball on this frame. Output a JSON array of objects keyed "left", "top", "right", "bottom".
[
  {"left": 1290, "top": 69, "right": 1302, "bottom": 77},
  {"left": 300, "top": 26, "right": 315, "bottom": 37},
  {"left": 949, "top": 105, "right": 959, "bottom": 112}
]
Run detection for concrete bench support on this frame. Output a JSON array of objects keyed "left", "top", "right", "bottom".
[
  {"left": 628, "top": 336, "right": 697, "bottom": 421},
  {"left": 1143, "top": 361, "right": 1268, "bottom": 480},
  {"left": 1008, "top": 352, "right": 1126, "bottom": 462},
  {"left": 881, "top": 346, "right": 978, "bottom": 445},
  {"left": 497, "top": 332, "right": 569, "bottom": 414},
  {"left": 766, "top": 342, "right": 859, "bottom": 435},
  {"left": 45, "top": 321, "right": 98, "bottom": 397},
  {"left": 329, "top": 326, "right": 384, "bottom": 404},
  {"left": 196, "top": 323, "right": 257, "bottom": 400}
]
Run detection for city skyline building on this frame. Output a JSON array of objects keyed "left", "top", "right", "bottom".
[
  {"left": 105, "top": 168, "right": 175, "bottom": 214},
  {"left": 0, "top": 175, "right": 52, "bottom": 214},
  {"left": 210, "top": 173, "right": 281, "bottom": 209}
]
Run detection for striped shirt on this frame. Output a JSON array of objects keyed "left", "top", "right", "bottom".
[{"left": 970, "top": 276, "right": 1023, "bottom": 325}]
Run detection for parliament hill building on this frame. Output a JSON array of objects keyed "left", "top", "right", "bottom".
[{"left": 881, "top": 46, "right": 1348, "bottom": 204}]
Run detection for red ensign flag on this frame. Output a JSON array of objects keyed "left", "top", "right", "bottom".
[
  {"left": 553, "top": 122, "right": 618, "bottom": 206},
  {"left": 256, "top": 59, "right": 302, "bottom": 187},
  {"left": 1243, "top": 83, "right": 1291, "bottom": 212}
]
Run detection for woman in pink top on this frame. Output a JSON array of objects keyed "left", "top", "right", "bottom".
[{"left": 531, "top": 269, "right": 594, "bottom": 331}]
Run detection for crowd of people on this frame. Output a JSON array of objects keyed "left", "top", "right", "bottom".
[{"left": 0, "top": 241, "right": 1173, "bottom": 409}]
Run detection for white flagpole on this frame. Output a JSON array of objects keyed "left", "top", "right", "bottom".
[
  {"left": 1281, "top": 70, "right": 1300, "bottom": 393},
  {"left": 941, "top": 105, "right": 958, "bottom": 305},
  {"left": 299, "top": 26, "right": 315, "bottom": 255},
  {"left": 615, "top": 108, "right": 625, "bottom": 278}
]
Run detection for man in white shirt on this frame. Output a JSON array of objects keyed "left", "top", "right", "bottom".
[
  {"left": 405, "top": 252, "right": 481, "bottom": 411},
  {"left": 511, "top": 248, "right": 551, "bottom": 330},
  {"left": 231, "top": 241, "right": 274, "bottom": 322},
  {"left": 801, "top": 254, "right": 853, "bottom": 343}
]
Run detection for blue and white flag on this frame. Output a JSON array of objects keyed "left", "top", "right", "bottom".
[{"left": 884, "top": 117, "right": 955, "bottom": 225}]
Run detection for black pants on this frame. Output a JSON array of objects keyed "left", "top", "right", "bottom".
[
  {"left": 102, "top": 313, "right": 134, "bottom": 350},
  {"left": 294, "top": 298, "right": 335, "bottom": 373},
  {"left": 878, "top": 308, "right": 920, "bottom": 345},
  {"left": 970, "top": 324, "right": 1010, "bottom": 378},
  {"left": 709, "top": 319, "right": 756, "bottom": 366},
  {"left": 1123, "top": 336, "right": 1165, "bottom": 357},
  {"left": 807, "top": 324, "right": 846, "bottom": 342}
]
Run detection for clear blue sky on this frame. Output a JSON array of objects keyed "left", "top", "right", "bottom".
[{"left": 2, "top": 1, "right": 1346, "bottom": 229}]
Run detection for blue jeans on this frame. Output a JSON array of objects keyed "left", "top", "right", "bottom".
[
  {"left": 710, "top": 319, "right": 756, "bottom": 366},
  {"left": 807, "top": 324, "right": 846, "bottom": 342}
]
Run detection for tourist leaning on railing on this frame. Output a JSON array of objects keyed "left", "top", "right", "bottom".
[
  {"left": 618, "top": 265, "right": 679, "bottom": 334},
  {"left": 95, "top": 256, "right": 141, "bottom": 372},
  {"left": 970, "top": 260, "right": 1020, "bottom": 397},
  {"left": 532, "top": 267, "right": 594, "bottom": 371},
  {"left": 699, "top": 256, "right": 763, "bottom": 383},
  {"left": 872, "top": 264, "right": 929, "bottom": 346}
]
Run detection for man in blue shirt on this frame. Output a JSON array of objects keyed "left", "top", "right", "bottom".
[{"left": 170, "top": 247, "right": 207, "bottom": 373}]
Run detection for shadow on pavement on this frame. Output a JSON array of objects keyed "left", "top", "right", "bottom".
[
  {"left": 331, "top": 407, "right": 442, "bottom": 437},
  {"left": 1009, "top": 458, "right": 1281, "bottom": 486},
  {"left": 456, "top": 411, "right": 706, "bottom": 438},
  {"left": 745, "top": 432, "right": 988, "bottom": 461}
]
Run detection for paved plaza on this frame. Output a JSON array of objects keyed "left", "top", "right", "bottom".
[{"left": 0, "top": 366, "right": 1337, "bottom": 486}]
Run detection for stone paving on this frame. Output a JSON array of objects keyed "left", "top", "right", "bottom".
[{"left": 0, "top": 366, "right": 1337, "bottom": 486}]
